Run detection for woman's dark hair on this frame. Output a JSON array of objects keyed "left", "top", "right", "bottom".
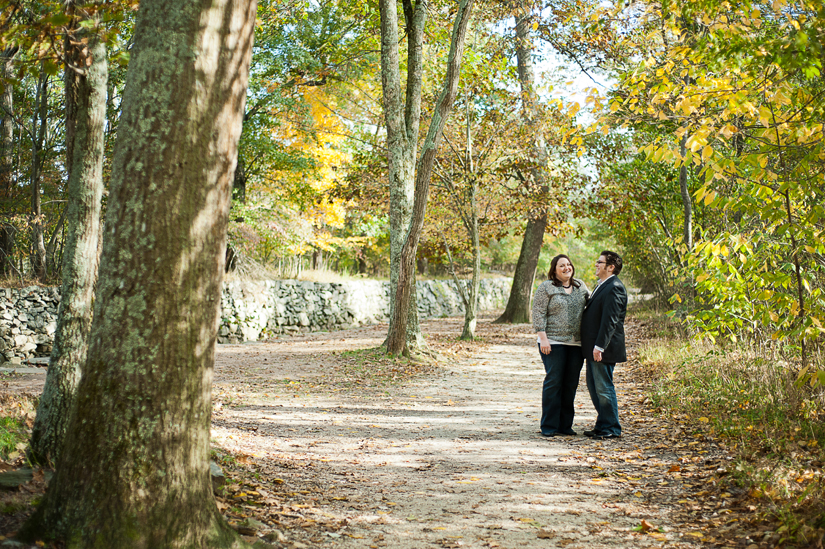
[{"left": 548, "top": 254, "right": 581, "bottom": 288}]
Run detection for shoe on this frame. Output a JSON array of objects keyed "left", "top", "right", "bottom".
[
  {"left": 591, "top": 433, "right": 621, "bottom": 440},
  {"left": 583, "top": 430, "right": 600, "bottom": 437},
  {"left": 539, "top": 432, "right": 557, "bottom": 437},
  {"left": 559, "top": 429, "right": 577, "bottom": 436}
]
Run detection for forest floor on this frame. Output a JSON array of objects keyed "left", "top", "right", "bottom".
[{"left": 0, "top": 312, "right": 773, "bottom": 548}]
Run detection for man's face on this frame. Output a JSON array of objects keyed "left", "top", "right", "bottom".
[{"left": 595, "top": 255, "right": 612, "bottom": 280}]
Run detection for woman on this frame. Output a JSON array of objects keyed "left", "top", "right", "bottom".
[{"left": 531, "top": 254, "right": 589, "bottom": 437}]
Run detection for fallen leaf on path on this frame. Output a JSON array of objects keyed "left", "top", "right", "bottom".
[{"left": 638, "top": 519, "right": 656, "bottom": 532}]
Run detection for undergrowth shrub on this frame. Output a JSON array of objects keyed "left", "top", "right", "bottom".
[{"left": 637, "top": 311, "right": 825, "bottom": 545}]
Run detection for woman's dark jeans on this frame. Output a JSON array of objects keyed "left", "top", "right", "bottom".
[{"left": 538, "top": 344, "right": 584, "bottom": 435}]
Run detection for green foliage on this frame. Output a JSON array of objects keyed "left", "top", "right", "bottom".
[
  {"left": 0, "top": 415, "right": 28, "bottom": 460},
  {"left": 591, "top": 0, "right": 825, "bottom": 372}
]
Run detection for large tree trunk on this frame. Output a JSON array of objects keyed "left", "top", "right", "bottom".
[
  {"left": 494, "top": 3, "right": 548, "bottom": 324},
  {"left": 30, "top": 69, "right": 49, "bottom": 282},
  {"left": 22, "top": 0, "right": 256, "bottom": 545},
  {"left": 383, "top": 0, "right": 426, "bottom": 354},
  {"left": 384, "top": 0, "right": 475, "bottom": 355},
  {"left": 29, "top": 1, "right": 108, "bottom": 467}
]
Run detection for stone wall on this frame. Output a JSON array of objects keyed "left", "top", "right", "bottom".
[
  {"left": 0, "top": 278, "right": 511, "bottom": 361},
  {"left": 217, "top": 278, "right": 510, "bottom": 343},
  {"left": 0, "top": 287, "right": 59, "bottom": 364}
]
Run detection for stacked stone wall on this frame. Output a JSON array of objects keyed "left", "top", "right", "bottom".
[
  {"left": 0, "top": 287, "right": 60, "bottom": 364},
  {"left": 1, "top": 278, "right": 511, "bottom": 361}
]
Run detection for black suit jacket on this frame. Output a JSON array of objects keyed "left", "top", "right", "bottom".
[{"left": 580, "top": 276, "right": 627, "bottom": 364}]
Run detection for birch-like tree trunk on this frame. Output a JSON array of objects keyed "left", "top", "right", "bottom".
[
  {"left": 29, "top": 0, "right": 108, "bottom": 467},
  {"left": 0, "top": 47, "right": 17, "bottom": 277},
  {"left": 494, "top": 1, "right": 548, "bottom": 324},
  {"left": 460, "top": 197, "right": 480, "bottom": 340},
  {"left": 21, "top": 0, "right": 256, "bottom": 545},
  {"left": 381, "top": 0, "right": 475, "bottom": 356}
]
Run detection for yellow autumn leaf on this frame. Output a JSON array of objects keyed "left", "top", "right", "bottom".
[
  {"left": 698, "top": 417, "right": 709, "bottom": 423},
  {"left": 701, "top": 145, "right": 713, "bottom": 161}
]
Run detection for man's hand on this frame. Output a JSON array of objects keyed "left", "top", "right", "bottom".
[{"left": 593, "top": 348, "right": 603, "bottom": 362}]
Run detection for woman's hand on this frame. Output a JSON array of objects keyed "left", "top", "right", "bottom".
[{"left": 538, "top": 333, "right": 551, "bottom": 355}]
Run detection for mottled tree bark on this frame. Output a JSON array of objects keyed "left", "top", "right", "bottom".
[
  {"left": 494, "top": 3, "right": 548, "bottom": 324},
  {"left": 21, "top": 0, "right": 256, "bottom": 546},
  {"left": 29, "top": 0, "right": 108, "bottom": 467},
  {"left": 382, "top": 0, "right": 475, "bottom": 356},
  {"left": 383, "top": 0, "right": 426, "bottom": 354}
]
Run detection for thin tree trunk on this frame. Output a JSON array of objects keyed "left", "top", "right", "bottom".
[
  {"left": 0, "top": 48, "right": 16, "bottom": 277},
  {"left": 460, "top": 198, "right": 480, "bottom": 340},
  {"left": 22, "top": 0, "right": 256, "bottom": 545},
  {"left": 678, "top": 134, "right": 692, "bottom": 253},
  {"left": 0, "top": 48, "right": 14, "bottom": 200},
  {"left": 29, "top": 0, "right": 108, "bottom": 467},
  {"left": 232, "top": 154, "right": 246, "bottom": 202},
  {"left": 494, "top": 2, "right": 547, "bottom": 324},
  {"left": 385, "top": 0, "right": 475, "bottom": 355},
  {"left": 30, "top": 68, "right": 48, "bottom": 282}
]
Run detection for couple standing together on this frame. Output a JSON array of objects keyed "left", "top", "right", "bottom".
[{"left": 531, "top": 251, "right": 627, "bottom": 440}]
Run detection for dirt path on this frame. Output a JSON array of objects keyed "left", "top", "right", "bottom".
[{"left": 210, "top": 316, "right": 731, "bottom": 549}]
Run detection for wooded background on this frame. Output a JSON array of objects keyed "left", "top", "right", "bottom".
[{"left": 1, "top": 0, "right": 824, "bottom": 545}]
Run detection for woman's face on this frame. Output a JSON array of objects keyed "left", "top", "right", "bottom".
[{"left": 555, "top": 258, "right": 574, "bottom": 282}]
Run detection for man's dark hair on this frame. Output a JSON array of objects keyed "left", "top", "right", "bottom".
[{"left": 600, "top": 250, "right": 623, "bottom": 276}]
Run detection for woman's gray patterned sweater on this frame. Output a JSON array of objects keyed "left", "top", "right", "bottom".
[{"left": 532, "top": 279, "right": 590, "bottom": 345}]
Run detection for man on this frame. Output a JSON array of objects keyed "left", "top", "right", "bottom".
[{"left": 580, "top": 251, "right": 627, "bottom": 440}]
